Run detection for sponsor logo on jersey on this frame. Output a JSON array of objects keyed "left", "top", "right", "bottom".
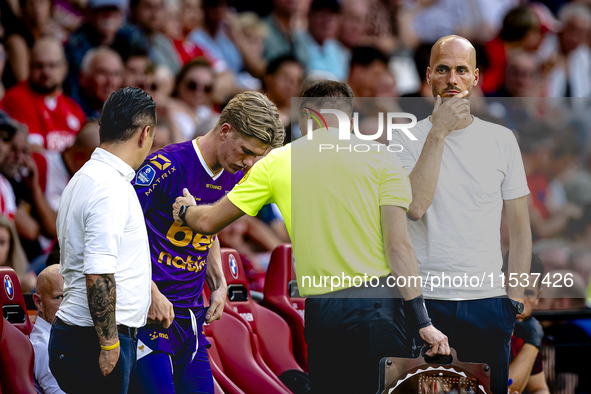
[
  {"left": 136, "top": 164, "right": 156, "bottom": 187},
  {"left": 150, "top": 154, "right": 171, "bottom": 170}
]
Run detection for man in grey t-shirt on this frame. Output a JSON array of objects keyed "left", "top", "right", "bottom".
[{"left": 392, "top": 35, "right": 532, "bottom": 394}]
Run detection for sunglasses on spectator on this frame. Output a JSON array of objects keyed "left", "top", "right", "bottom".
[{"left": 185, "top": 81, "right": 213, "bottom": 93}]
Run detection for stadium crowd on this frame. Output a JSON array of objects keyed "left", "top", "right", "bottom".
[{"left": 1, "top": 0, "right": 591, "bottom": 392}]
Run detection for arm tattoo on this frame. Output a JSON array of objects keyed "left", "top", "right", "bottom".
[{"left": 87, "top": 274, "right": 117, "bottom": 341}]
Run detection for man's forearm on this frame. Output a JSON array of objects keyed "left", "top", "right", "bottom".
[
  {"left": 407, "top": 128, "right": 446, "bottom": 220},
  {"left": 509, "top": 344, "right": 539, "bottom": 393},
  {"left": 385, "top": 240, "right": 423, "bottom": 300},
  {"left": 506, "top": 199, "right": 533, "bottom": 300},
  {"left": 86, "top": 274, "right": 118, "bottom": 345},
  {"left": 184, "top": 197, "right": 246, "bottom": 235},
  {"left": 205, "top": 238, "right": 226, "bottom": 292}
]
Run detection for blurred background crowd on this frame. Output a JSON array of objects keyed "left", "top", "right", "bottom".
[{"left": 1, "top": 0, "right": 591, "bottom": 391}]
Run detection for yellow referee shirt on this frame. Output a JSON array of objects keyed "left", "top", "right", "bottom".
[{"left": 228, "top": 128, "right": 412, "bottom": 296}]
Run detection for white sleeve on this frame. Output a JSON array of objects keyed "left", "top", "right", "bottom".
[
  {"left": 389, "top": 129, "right": 419, "bottom": 174},
  {"left": 502, "top": 130, "right": 530, "bottom": 200},
  {"left": 82, "top": 188, "right": 127, "bottom": 275}
]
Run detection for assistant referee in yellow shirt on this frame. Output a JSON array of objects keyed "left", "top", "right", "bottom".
[{"left": 172, "top": 81, "right": 449, "bottom": 393}]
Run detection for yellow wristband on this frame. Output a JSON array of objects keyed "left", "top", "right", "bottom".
[{"left": 100, "top": 340, "right": 120, "bottom": 351}]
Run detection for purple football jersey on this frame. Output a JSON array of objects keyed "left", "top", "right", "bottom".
[{"left": 133, "top": 139, "right": 242, "bottom": 310}]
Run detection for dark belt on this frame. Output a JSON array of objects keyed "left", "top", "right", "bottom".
[
  {"left": 118, "top": 324, "right": 138, "bottom": 340},
  {"left": 55, "top": 317, "right": 138, "bottom": 341}
]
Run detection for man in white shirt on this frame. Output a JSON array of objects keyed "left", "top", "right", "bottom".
[
  {"left": 30, "top": 265, "right": 65, "bottom": 394},
  {"left": 392, "top": 35, "right": 532, "bottom": 394},
  {"left": 48, "top": 87, "right": 156, "bottom": 394}
]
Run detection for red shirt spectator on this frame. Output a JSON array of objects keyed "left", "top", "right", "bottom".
[{"left": 1, "top": 82, "right": 86, "bottom": 152}]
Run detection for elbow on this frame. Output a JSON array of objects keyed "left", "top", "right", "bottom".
[{"left": 407, "top": 203, "right": 426, "bottom": 221}]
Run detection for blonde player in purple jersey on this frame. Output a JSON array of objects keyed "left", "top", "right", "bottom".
[{"left": 129, "top": 92, "right": 284, "bottom": 394}]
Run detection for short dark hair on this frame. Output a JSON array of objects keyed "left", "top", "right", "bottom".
[
  {"left": 414, "top": 44, "right": 432, "bottom": 77},
  {"left": 500, "top": 5, "right": 539, "bottom": 43},
  {"left": 266, "top": 55, "right": 302, "bottom": 76},
  {"left": 99, "top": 87, "right": 156, "bottom": 144},
  {"left": 299, "top": 80, "right": 354, "bottom": 117},
  {"left": 350, "top": 46, "right": 389, "bottom": 69},
  {"left": 172, "top": 57, "right": 213, "bottom": 98}
]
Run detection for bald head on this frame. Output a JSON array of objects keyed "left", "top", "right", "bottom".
[
  {"left": 430, "top": 35, "right": 476, "bottom": 70},
  {"left": 64, "top": 122, "right": 100, "bottom": 174},
  {"left": 30, "top": 37, "right": 67, "bottom": 94},
  {"left": 427, "top": 35, "right": 479, "bottom": 99},
  {"left": 34, "top": 265, "right": 64, "bottom": 324}
]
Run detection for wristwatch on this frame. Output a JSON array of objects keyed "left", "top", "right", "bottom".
[
  {"left": 178, "top": 205, "right": 191, "bottom": 226},
  {"left": 510, "top": 299, "right": 524, "bottom": 315}
]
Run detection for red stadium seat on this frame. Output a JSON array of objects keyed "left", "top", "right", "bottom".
[
  {"left": 217, "top": 248, "right": 302, "bottom": 377},
  {"left": 0, "top": 267, "right": 33, "bottom": 336},
  {"left": 203, "top": 300, "right": 291, "bottom": 393},
  {"left": 0, "top": 316, "right": 36, "bottom": 394},
  {"left": 263, "top": 244, "right": 308, "bottom": 371}
]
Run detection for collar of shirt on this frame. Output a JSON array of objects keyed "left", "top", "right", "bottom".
[
  {"left": 90, "top": 148, "right": 136, "bottom": 182},
  {"left": 32, "top": 316, "right": 51, "bottom": 337}
]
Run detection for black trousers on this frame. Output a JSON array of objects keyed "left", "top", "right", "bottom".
[
  {"left": 424, "top": 297, "right": 518, "bottom": 394},
  {"left": 49, "top": 317, "right": 137, "bottom": 394},
  {"left": 304, "top": 285, "right": 413, "bottom": 394}
]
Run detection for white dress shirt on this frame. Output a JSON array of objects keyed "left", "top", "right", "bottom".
[
  {"left": 30, "top": 318, "right": 65, "bottom": 394},
  {"left": 56, "top": 148, "right": 151, "bottom": 328}
]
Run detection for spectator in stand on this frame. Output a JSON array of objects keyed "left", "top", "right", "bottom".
[
  {"left": 491, "top": 50, "right": 543, "bottom": 98},
  {"left": 547, "top": 3, "right": 591, "bottom": 98},
  {"left": 303, "top": 0, "right": 347, "bottom": 81},
  {"left": 160, "top": 0, "right": 220, "bottom": 71},
  {"left": 189, "top": 0, "right": 260, "bottom": 95},
  {"left": 225, "top": 11, "right": 268, "bottom": 80},
  {"left": 399, "top": 43, "right": 434, "bottom": 121},
  {"left": 30, "top": 265, "right": 65, "bottom": 394},
  {"left": 180, "top": 0, "right": 203, "bottom": 40},
  {"left": 347, "top": 46, "right": 389, "bottom": 98},
  {"left": 170, "top": 58, "right": 219, "bottom": 140},
  {"left": 335, "top": 0, "right": 367, "bottom": 57},
  {"left": 263, "top": 0, "right": 308, "bottom": 67},
  {"left": 34, "top": 121, "right": 100, "bottom": 214},
  {"left": 0, "top": 214, "right": 34, "bottom": 292},
  {"left": 2, "top": 0, "right": 66, "bottom": 86},
  {"left": 520, "top": 122, "right": 583, "bottom": 239},
  {"left": 263, "top": 55, "right": 304, "bottom": 138},
  {"left": 502, "top": 252, "right": 551, "bottom": 394},
  {"left": 129, "top": 0, "right": 182, "bottom": 75},
  {"left": 123, "top": 46, "right": 151, "bottom": 90},
  {"left": 64, "top": 0, "right": 147, "bottom": 99},
  {"left": 1, "top": 126, "right": 56, "bottom": 263},
  {"left": 0, "top": 39, "right": 7, "bottom": 100},
  {"left": 149, "top": 119, "right": 172, "bottom": 154},
  {"left": 75, "top": 47, "right": 124, "bottom": 118},
  {"left": 483, "top": 5, "right": 542, "bottom": 95},
  {"left": 1, "top": 38, "right": 86, "bottom": 153},
  {"left": 0, "top": 111, "right": 19, "bottom": 221}
]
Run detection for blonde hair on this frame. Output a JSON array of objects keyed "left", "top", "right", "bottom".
[
  {"left": 0, "top": 215, "right": 29, "bottom": 283},
  {"left": 218, "top": 91, "right": 285, "bottom": 148}
]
